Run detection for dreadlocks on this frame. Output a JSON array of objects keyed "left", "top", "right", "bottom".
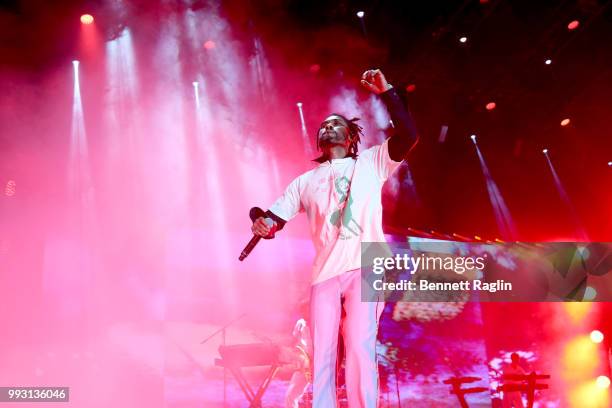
[{"left": 313, "top": 113, "right": 364, "bottom": 163}]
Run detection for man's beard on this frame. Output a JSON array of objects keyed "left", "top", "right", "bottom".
[{"left": 319, "top": 131, "right": 346, "bottom": 147}]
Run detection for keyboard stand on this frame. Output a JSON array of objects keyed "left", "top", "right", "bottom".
[{"left": 215, "top": 358, "right": 280, "bottom": 407}]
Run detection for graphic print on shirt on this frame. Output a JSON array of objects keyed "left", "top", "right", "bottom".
[{"left": 329, "top": 176, "right": 363, "bottom": 239}]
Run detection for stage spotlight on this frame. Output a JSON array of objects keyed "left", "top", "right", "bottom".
[
  {"left": 296, "top": 102, "right": 302, "bottom": 107},
  {"left": 486, "top": 102, "right": 496, "bottom": 110},
  {"left": 470, "top": 134, "right": 477, "bottom": 143},
  {"left": 459, "top": 36, "right": 468, "bottom": 43},
  {"left": 590, "top": 330, "right": 604, "bottom": 343},
  {"left": 80, "top": 14, "right": 94, "bottom": 25},
  {"left": 406, "top": 84, "right": 416, "bottom": 92},
  {"left": 568, "top": 20, "right": 580, "bottom": 30},
  {"left": 72, "top": 60, "right": 79, "bottom": 67},
  {"left": 192, "top": 81, "right": 198, "bottom": 88},
  {"left": 543, "top": 148, "right": 548, "bottom": 154},
  {"left": 596, "top": 376, "right": 610, "bottom": 389},
  {"left": 561, "top": 118, "right": 571, "bottom": 126},
  {"left": 607, "top": 161, "right": 611, "bottom": 166},
  {"left": 545, "top": 59, "right": 552, "bottom": 65},
  {"left": 356, "top": 11, "right": 365, "bottom": 18},
  {"left": 203, "top": 40, "right": 215, "bottom": 50}
]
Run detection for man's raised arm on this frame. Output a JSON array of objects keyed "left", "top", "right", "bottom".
[{"left": 361, "top": 69, "right": 419, "bottom": 161}]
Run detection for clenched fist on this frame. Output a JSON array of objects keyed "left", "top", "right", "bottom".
[
  {"left": 360, "top": 69, "right": 393, "bottom": 95},
  {"left": 251, "top": 216, "right": 277, "bottom": 238}
]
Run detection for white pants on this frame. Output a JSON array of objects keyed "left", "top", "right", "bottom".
[{"left": 310, "top": 269, "right": 383, "bottom": 408}]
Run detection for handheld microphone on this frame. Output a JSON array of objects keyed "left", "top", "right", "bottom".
[{"left": 239, "top": 207, "right": 275, "bottom": 261}]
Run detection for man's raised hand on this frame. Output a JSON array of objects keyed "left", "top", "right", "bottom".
[{"left": 360, "top": 69, "right": 393, "bottom": 95}]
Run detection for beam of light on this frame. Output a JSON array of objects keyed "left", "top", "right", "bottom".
[
  {"left": 563, "top": 336, "right": 599, "bottom": 382},
  {"left": 459, "top": 36, "right": 468, "bottom": 43},
  {"left": 79, "top": 12, "right": 102, "bottom": 60},
  {"left": 543, "top": 151, "right": 589, "bottom": 240},
  {"left": 105, "top": 27, "right": 139, "bottom": 155},
  {"left": 251, "top": 37, "right": 276, "bottom": 106},
  {"left": 569, "top": 379, "right": 610, "bottom": 408},
  {"left": 184, "top": 9, "right": 246, "bottom": 315},
  {"left": 296, "top": 102, "right": 313, "bottom": 155},
  {"left": 192, "top": 81, "right": 200, "bottom": 109},
  {"left": 65, "top": 60, "right": 95, "bottom": 318},
  {"left": 564, "top": 302, "right": 593, "bottom": 324},
  {"left": 545, "top": 58, "right": 552, "bottom": 65},
  {"left": 69, "top": 60, "right": 93, "bottom": 209},
  {"left": 356, "top": 11, "right": 367, "bottom": 36},
  {"left": 471, "top": 136, "right": 518, "bottom": 240},
  {"left": 438, "top": 125, "right": 448, "bottom": 143}
]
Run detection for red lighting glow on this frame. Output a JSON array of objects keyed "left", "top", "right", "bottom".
[
  {"left": 80, "top": 14, "right": 94, "bottom": 25},
  {"left": 309, "top": 64, "right": 320, "bottom": 74},
  {"left": 568, "top": 20, "right": 580, "bottom": 30},
  {"left": 406, "top": 84, "right": 416, "bottom": 93},
  {"left": 486, "top": 102, "right": 496, "bottom": 110},
  {"left": 561, "top": 118, "right": 571, "bottom": 126},
  {"left": 203, "top": 40, "right": 216, "bottom": 50}
]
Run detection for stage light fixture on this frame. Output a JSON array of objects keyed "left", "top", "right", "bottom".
[
  {"left": 607, "top": 161, "right": 611, "bottom": 167},
  {"left": 596, "top": 376, "right": 610, "bottom": 389},
  {"left": 80, "top": 14, "right": 94, "bottom": 25},
  {"left": 486, "top": 102, "right": 496, "bottom": 110},
  {"left": 561, "top": 118, "right": 570, "bottom": 126},
  {"left": 459, "top": 36, "right": 468, "bottom": 43},
  {"left": 543, "top": 149, "right": 548, "bottom": 154},
  {"left": 590, "top": 330, "right": 604, "bottom": 343},
  {"left": 356, "top": 11, "right": 365, "bottom": 18},
  {"left": 470, "top": 134, "right": 477, "bottom": 142},
  {"left": 296, "top": 102, "right": 302, "bottom": 107},
  {"left": 545, "top": 59, "right": 552, "bottom": 65},
  {"left": 192, "top": 81, "right": 198, "bottom": 87},
  {"left": 568, "top": 20, "right": 579, "bottom": 30}
]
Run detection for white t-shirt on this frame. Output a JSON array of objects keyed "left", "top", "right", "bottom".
[{"left": 269, "top": 138, "right": 402, "bottom": 285}]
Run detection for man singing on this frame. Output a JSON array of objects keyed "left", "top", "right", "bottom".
[{"left": 252, "top": 69, "right": 418, "bottom": 407}]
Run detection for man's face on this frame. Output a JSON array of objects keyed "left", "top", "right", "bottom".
[{"left": 318, "top": 115, "right": 351, "bottom": 150}]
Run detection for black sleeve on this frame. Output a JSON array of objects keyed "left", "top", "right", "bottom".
[
  {"left": 265, "top": 210, "right": 287, "bottom": 231},
  {"left": 379, "top": 87, "right": 419, "bottom": 162}
]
